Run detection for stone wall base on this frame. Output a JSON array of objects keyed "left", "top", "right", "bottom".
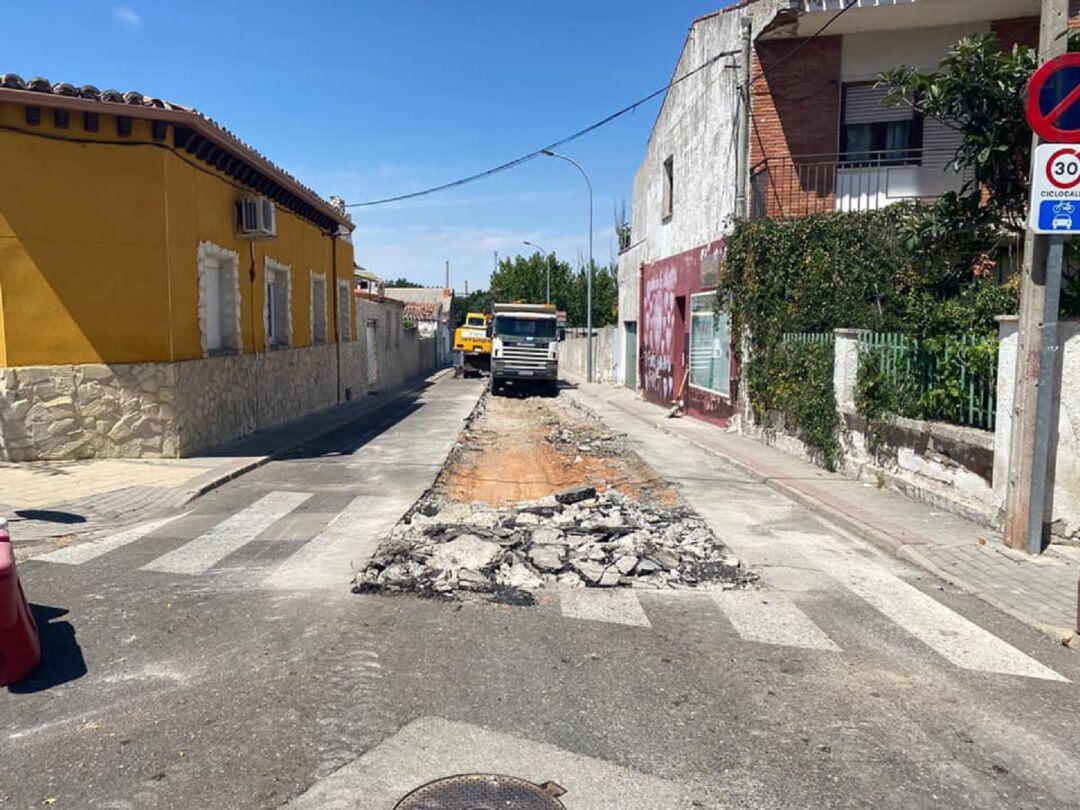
[
  {"left": 0, "top": 309, "right": 441, "bottom": 461},
  {"left": 738, "top": 409, "right": 999, "bottom": 530}
]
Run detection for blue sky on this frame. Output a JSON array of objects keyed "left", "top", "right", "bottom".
[{"left": 3, "top": 1, "right": 729, "bottom": 292}]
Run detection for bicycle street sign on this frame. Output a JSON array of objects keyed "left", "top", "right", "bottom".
[{"left": 1028, "top": 143, "right": 1080, "bottom": 233}]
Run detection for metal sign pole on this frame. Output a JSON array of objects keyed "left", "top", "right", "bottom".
[{"left": 1005, "top": 0, "right": 1069, "bottom": 553}]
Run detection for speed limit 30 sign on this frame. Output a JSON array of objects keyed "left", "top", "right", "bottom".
[{"left": 1029, "top": 143, "right": 1080, "bottom": 233}]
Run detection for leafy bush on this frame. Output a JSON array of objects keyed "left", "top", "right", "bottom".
[
  {"left": 722, "top": 209, "right": 1015, "bottom": 465},
  {"left": 752, "top": 340, "right": 842, "bottom": 471}
]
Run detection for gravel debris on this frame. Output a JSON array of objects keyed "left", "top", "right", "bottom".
[{"left": 352, "top": 390, "right": 758, "bottom": 602}]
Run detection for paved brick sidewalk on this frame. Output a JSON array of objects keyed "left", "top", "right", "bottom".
[
  {"left": 567, "top": 377, "right": 1080, "bottom": 648},
  {"left": 3, "top": 369, "right": 452, "bottom": 552}
]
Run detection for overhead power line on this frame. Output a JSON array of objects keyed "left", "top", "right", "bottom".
[
  {"left": 346, "top": 48, "right": 739, "bottom": 208},
  {"left": 346, "top": 0, "right": 859, "bottom": 209}
]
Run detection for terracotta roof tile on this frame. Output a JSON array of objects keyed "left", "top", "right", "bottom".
[{"left": 0, "top": 72, "right": 349, "bottom": 229}]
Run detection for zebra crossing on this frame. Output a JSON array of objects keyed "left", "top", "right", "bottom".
[{"left": 31, "top": 488, "right": 1070, "bottom": 682}]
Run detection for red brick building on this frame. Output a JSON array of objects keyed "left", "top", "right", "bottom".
[{"left": 618, "top": 0, "right": 1067, "bottom": 426}]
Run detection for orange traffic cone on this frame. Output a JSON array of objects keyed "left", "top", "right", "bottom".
[{"left": 0, "top": 518, "right": 41, "bottom": 687}]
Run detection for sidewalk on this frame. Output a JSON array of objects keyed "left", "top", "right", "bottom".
[
  {"left": 566, "top": 377, "right": 1080, "bottom": 648},
  {"left": 3, "top": 368, "right": 453, "bottom": 552}
]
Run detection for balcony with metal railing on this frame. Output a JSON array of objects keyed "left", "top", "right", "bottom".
[{"left": 749, "top": 146, "right": 971, "bottom": 221}]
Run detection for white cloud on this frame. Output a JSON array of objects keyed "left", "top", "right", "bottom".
[{"left": 112, "top": 6, "right": 142, "bottom": 31}]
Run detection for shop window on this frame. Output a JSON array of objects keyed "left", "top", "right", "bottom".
[
  {"left": 689, "top": 293, "right": 730, "bottom": 398},
  {"left": 197, "top": 241, "right": 241, "bottom": 355}
]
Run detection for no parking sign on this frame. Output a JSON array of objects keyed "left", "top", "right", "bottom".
[{"left": 1026, "top": 55, "right": 1080, "bottom": 234}]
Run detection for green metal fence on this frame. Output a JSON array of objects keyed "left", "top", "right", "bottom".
[
  {"left": 857, "top": 332, "right": 997, "bottom": 431},
  {"left": 781, "top": 332, "right": 834, "bottom": 346}
]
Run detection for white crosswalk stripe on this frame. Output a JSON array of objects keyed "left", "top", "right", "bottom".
[
  {"left": 141, "top": 491, "right": 312, "bottom": 576},
  {"left": 710, "top": 589, "right": 840, "bottom": 651},
  {"left": 36, "top": 513, "right": 188, "bottom": 565},
  {"left": 807, "top": 539, "right": 1068, "bottom": 682},
  {"left": 559, "top": 588, "right": 651, "bottom": 627},
  {"left": 262, "top": 493, "right": 415, "bottom": 591}
]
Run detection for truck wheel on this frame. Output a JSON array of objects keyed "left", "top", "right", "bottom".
[{"left": 491, "top": 379, "right": 503, "bottom": 396}]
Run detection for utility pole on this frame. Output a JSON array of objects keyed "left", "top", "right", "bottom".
[
  {"left": 735, "top": 16, "right": 752, "bottom": 220},
  {"left": 1004, "top": 0, "right": 1069, "bottom": 554},
  {"left": 445, "top": 260, "right": 450, "bottom": 290}
]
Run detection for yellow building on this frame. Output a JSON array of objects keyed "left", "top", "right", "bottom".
[{"left": 0, "top": 74, "right": 364, "bottom": 459}]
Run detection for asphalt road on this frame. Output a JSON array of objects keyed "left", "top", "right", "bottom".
[{"left": 4, "top": 374, "right": 1080, "bottom": 809}]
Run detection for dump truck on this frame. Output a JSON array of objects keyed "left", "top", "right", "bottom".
[
  {"left": 453, "top": 312, "right": 492, "bottom": 377},
  {"left": 490, "top": 302, "right": 559, "bottom": 396}
]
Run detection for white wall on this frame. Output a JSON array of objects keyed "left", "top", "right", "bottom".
[
  {"left": 839, "top": 22, "right": 991, "bottom": 82},
  {"left": 628, "top": 2, "right": 785, "bottom": 269},
  {"left": 994, "top": 318, "right": 1080, "bottom": 541}
]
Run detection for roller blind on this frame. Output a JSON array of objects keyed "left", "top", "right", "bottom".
[{"left": 843, "top": 84, "right": 912, "bottom": 125}]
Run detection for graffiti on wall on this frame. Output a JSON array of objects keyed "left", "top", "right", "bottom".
[{"left": 641, "top": 265, "right": 678, "bottom": 403}]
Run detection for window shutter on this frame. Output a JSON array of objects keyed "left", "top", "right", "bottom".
[{"left": 843, "top": 85, "right": 911, "bottom": 125}]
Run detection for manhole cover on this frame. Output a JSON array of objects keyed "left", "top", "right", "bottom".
[{"left": 393, "top": 773, "right": 567, "bottom": 809}]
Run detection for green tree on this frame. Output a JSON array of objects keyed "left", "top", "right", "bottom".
[
  {"left": 877, "top": 32, "right": 1080, "bottom": 315},
  {"left": 451, "top": 289, "right": 494, "bottom": 328},
  {"left": 385, "top": 277, "right": 425, "bottom": 288},
  {"left": 490, "top": 253, "right": 618, "bottom": 328},
  {"left": 879, "top": 34, "right": 1036, "bottom": 237}
]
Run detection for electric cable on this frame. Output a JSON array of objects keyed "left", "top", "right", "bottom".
[
  {"left": 345, "top": 48, "right": 740, "bottom": 208},
  {"left": 347, "top": 0, "right": 858, "bottom": 208}
]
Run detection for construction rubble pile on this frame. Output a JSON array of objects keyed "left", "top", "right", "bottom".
[{"left": 353, "top": 484, "right": 757, "bottom": 601}]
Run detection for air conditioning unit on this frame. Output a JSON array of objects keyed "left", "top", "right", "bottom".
[{"left": 236, "top": 196, "right": 276, "bottom": 239}]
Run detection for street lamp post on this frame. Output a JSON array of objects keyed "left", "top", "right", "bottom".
[
  {"left": 522, "top": 240, "right": 551, "bottom": 305},
  {"left": 542, "top": 149, "right": 594, "bottom": 383}
]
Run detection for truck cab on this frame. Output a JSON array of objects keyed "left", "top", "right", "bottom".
[{"left": 490, "top": 303, "right": 559, "bottom": 396}]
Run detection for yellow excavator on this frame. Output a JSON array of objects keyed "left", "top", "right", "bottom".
[{"left": 453, "top": 312, "right": 493, "bottom": 377}]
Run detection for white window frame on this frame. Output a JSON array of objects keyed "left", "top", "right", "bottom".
[
  {"left": 688, "top": 292, "right": 731, "bottom": 399},
  {"left": 264, "top": 257, "right": 292, "bottom": 348},
  {"left": 196, "top": 241, "right": 242, "bottom": 356},
  {"left": 337, "top": 279, "right": 352, "bottom": 341},
  {"left": 310, "top": 272, "right": 328, "bottom": 344}
]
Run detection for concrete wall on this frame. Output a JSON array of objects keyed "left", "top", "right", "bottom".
[
  {"left": 993, "top": 318, "right": 1080, "bottom": 543},
  {"left": 558, "top": 326, "right": 619, "bottom": 384},
  {"left": 628, "top": 2, "right": 783, "bottom": 269},
  {"left": 740, "top": 329, "right": 1001, "bottom": 527},
  {"left": 356, "top": 296, "right": 440, "bottom": 394}
]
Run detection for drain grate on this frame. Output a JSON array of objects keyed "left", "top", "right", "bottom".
[{"left": 393, "top": 773, "right": 567, "bottom": 809}]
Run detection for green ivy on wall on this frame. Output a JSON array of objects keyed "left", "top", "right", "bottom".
[{"left": 721, "top": 208, "right": 1018, "bottom": 468}]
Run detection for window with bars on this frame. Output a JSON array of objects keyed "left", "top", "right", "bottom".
[
  {"left": 197, "top": 242, "right": 241, "bottom": 355},
  {"left": 337, "top": 280, "right": 351, "bottom": 341},
  {"left": 311, "top": 273, "right": 328, "bottom": 344},
  {"left": 265, "top": 258, "right": 291, "bottom": 347}
]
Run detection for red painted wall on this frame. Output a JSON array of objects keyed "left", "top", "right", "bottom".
[{"left": 638, "top": 239, "right": 735, "bottom": 425}]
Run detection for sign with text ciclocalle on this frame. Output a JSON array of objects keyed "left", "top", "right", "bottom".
[{"left": 1029, "top": 143, "right": 1080, "bottom": 233}]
